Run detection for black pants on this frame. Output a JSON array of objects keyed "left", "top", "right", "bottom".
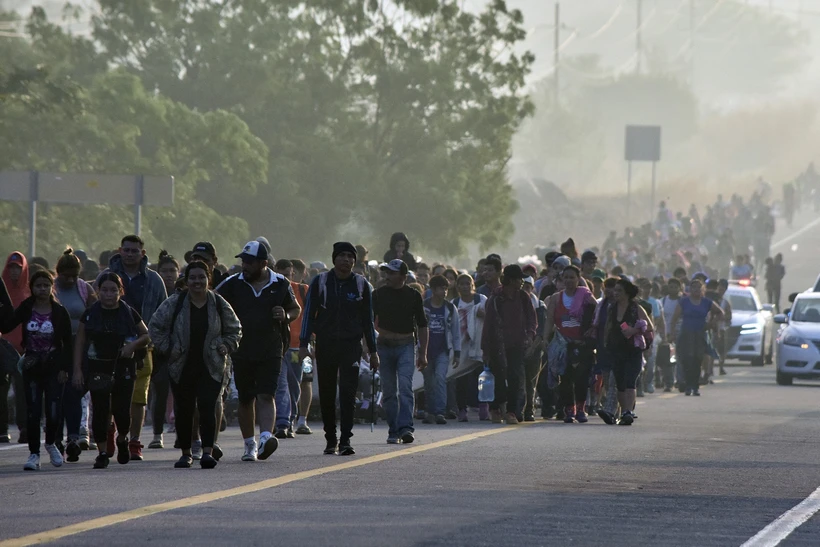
[
  {"left": 0, "top": 370, "right": 26, "bottom": 434},
  {"left": 170, "top": 360, "right": 222, "bottom": 450},
  {"left": 315, "top": 337, "right": 362, "bottom": 444},
  {"left": 59, "top": 379, "right": 85, "bottom": 441},
  {"left": 151, "top": 359, "right": 171, "bottom": 436},
  {"left": 91, "top": 375, "right": 135, "bottom": 447},
  {"left": 488, "top": 347, "right": 525, "bottom": 415},
  {"left": 678, "top": 331, "right": 707, "bottom": 392},
  {"left": 455, "top": 367, "right": 481, "bottom": 410},
  {"left": 523, "top": 352, "right": 542, "bottom": 416},
  {"left": 558, "top": 359, "right": 592, "bottom": 411},
  {"left": 22, "top": 368, "right": 62, "bottom": 454},
  {"left": 656, "top": 344, "right": 674, "bottom": 388}
]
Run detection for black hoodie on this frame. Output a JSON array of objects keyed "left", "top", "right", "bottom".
[{"left": 382, "top": 232, "right": 419, "bottom": 271}]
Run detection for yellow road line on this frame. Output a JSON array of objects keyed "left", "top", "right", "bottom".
[{"left": 1, "top": 425, "right": 530, "bottom": 547}]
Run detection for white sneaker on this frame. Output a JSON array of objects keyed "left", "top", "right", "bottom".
[
  {"left": 45, "top": 444, "right": 64, "bottom": 467},
  {"left": 242, "top": 440, "right": 258, "bottom": 462},
  {"left": 23, "top": 453, "right": 40, "bottom": 471},
  {"left": 191, "top": 440, "right": 202, "bottom": 461}
]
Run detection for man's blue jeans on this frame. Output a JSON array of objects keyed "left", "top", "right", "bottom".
[
  {"left": 422, "top": 352, "right": 448, "bottom": 416},
  {"left": 378, "top": 342, "right": 416, "bottom": 438},
  {"left": 275, "top": 349, "right": 302, "bottom": 429}
]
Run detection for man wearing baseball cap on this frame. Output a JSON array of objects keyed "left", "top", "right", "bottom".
[
  {"left": 215, "top": 241, "right": 301, "bottom": 462},
  {"left": 372, "top": 259, "right": 428, "bottom": 445},
  {"left": 190, "top": 242, "right": 225, "bottom": 288}
]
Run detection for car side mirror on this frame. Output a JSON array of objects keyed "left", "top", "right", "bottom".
[
  {"left": 774, "top": 314, "right": 787, "bottom": 324},
  {"left": 762, "top": 304, "right": 774, "bottom": 312},
  {"left": 789, "top": 292, "right": 798, "bottom": 303}
]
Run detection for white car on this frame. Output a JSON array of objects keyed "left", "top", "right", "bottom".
[
  {"left": 723, "top": 284, "right": 774, "bottom": 366},
  {"left": 774, "top": 293, "right": 820, "bottom": 385}
]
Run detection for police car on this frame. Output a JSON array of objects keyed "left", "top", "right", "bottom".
[
  {"left": 774, "top": 292, "right": 820, "bottom": 385},
  {"left": 724, "top": 282, "right": 775, "bottom": 366}
]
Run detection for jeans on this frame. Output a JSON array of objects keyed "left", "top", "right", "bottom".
[
  {"left": 22, "top": 368, "right": 63, "bottom": 454},
  {"left": 488, "top": 347, "right": 526, "bottom": 416},
  {"left": 0, "top": 370, "right": 26, "bottom": 434},
  {"left": 275, "top": 349, "right": 303, "bottom": 429},
  {"left": 315, "top": 338, "right": 362, "bottom": 443},
  {"left": 378, "top": 342, "right": 416, "bottom": 438},
  {"left": 422, "top": 352, "right": 449, "bottom": 416}
]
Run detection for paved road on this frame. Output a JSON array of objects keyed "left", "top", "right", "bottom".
[{"left": 1, "top": 363, "right": 819, "bottom": 547}]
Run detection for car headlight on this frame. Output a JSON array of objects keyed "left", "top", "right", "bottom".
[
  {"left": 783, "top": 335, "right": 810, "bottom": 349},
  {"left": 740, "top": 323, "right": 761, "bottom": 334}
]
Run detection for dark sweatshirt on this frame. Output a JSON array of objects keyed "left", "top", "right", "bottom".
[
  {"left": 299, "top": 270, "right": 377, "bottom": 353},
  {"left": 0, "top": 295, "right": 73, "bottom": 372}
]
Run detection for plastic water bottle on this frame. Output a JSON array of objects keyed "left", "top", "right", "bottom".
[
  {"left": 478, "top": 366, "right": 495, "bottom": 403},
  {"left": 301, "top": 357, "right": 313, "bottom": 376},
  {"left": 87, "top": 342, "right": 98, "bottom": 360}
]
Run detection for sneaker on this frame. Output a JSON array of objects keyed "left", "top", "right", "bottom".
[
  {"left": 542, "top": 406, "right": 556, "bottom": 420},
  {"left": 445, "top": 410, "right": 458, "bottom": 420},
  {"left": 212, "top": 443, "right": 223, "bottom": 461},
  {"left": 524, "top": 413, "right": 535, "bottom": 422},
  {"left": 128, "top": 440, "right": 143, "bottom": 461},
  {"left": 422, "top": 415, "right": 435, "bottom": 425},
  {"left": 274, "top": 428, "right": 289, "bottom": 439},
  {"left": 93, "top": 453, "right": 109, "bottom": 469},
  {"left": 148, "top": 435, "right": 164, "bottom": 449},
  {"left": 386, "top": 436, "right": 399, "bottom": 445},
  {"left": 0, "top": 433, "right": 10, "bottom": 443},
  {"left": 618, "top": 411, "right": 634, "bottom": 426},
  {"left": 242, "top": 440, "right": 258, "bottom": 462},
  {"left": 338, "top": 443, "right": 355, "bottom": 456},
  {"left": 576, "top": 410, "right": 588, "bottom": 423},
  {"left": 663, "top": 387, "right": 672, "bottom": 393},
  {"left": 597, "top": 409, "right": 616, "bottom": 425},
  {"left": 257, "top": 436, "right": 279, "bottom": 460},
  {"left": 287, "top": 427, "right": 295, "bottom": 438},
  {"left": 435, "top": 415, "right": 447, "bottom": 425},
  {"left": 23, "top": 453, "right": 40, "bottom": 471},
  {"left": 88, "top": 439, "right": 97, "bottom": 450},
  {"left": 200, "top": 453, "right": 218, "bottom": 469},
  {"left": 719, "top": 367, "right": 727, "bottom": 376},
  {"left": 191, "top": 440, "right": 202, "bottom": 461},
  {"left": 78, "top": 436, "right": 90, "bottom": 451},
  {"left": 400, "top": 432, "right": 415, "bottom": 444},
  {"left": 457, "top": 410, "right": 468, "bottom": 422},
  {"left": 692, "top": 390, "right": 701, "bottom": 396},
  {"left": 478, "top": 403, "right": 490, "bottom": 421},
  {"left": 685, "top": 389, "right": 692, "bottom": 396},
  {"left": 66, "top": 440, "right": 82, "bottom": 463},
  {"left": 646, "top": 384, "right": 655, "bottom": 394},
  {"left": 117, "top": 438, "right": 131, "bottom": 465},
  {"left": 490, "top": 409, "right": 503, "bottom": 424},
  {"left": 506, "top": 412, "right": 519, "bottom": 425},
  {"left": 296, "top": 424, "right": 313, "bottom": 435},
  {"left": 324, "top": 440, "right": 338, "bottom": 455},
  {"left": 174, "top": 455, "right": 193, "bottom": 469}
]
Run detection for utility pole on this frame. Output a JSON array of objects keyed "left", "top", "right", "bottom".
[
  {"left": 636, "top": 0, "right": 642, "bottom": 74},
  {"left": 554, "top": 1, "right": 560, "bottom": 105},
  {"left": 690, "top": 0, "right": 695, "bottom": 85}
]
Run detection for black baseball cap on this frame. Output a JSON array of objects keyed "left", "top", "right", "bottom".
[{"left": 191, "top": 242, "right": 216, "bottom": 259}]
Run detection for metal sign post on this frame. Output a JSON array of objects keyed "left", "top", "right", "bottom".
[{"left": 624, "top": 125, "right": 662, "bottom": 222}]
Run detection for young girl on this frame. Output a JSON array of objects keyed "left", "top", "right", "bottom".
[
  {"left": 1, "top": 270, "right": 73, "bottom": 470},
  {"left": 72, "top": 272, "right": 150, "bottom": 469}
]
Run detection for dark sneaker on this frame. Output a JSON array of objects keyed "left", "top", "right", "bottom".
[
  {"left": 542, "top": 406, "right": 556, "bottom": 420},
  {"left": 274, "top": 428, "right": 288, "bottom": 440},
  {"left": 174, "top": 455, "right": 193, "bottom": 469},
  {"left": 257, "top": 436, "right": 279, "bottom": 460},
  {"left": 66, "top": 440, "right": 82, "bottom": 463},
  {"left": 338, "top": 443, "right": 355, "bottom": 456},
  {"left": 296, "top": 424, "right": 313, "bottom": 435},
  {"left": 685, "top": 389, "right": 692, "bottom": 396},
  {"left": 663, "top": 387, "right": 672, "bottom": 393},
  {"left": 93, "top": 453, "right": 110, "bottom": 469},
  {"left": 597, "top": 409, "right": 616, "bottom": 425},
  {"left": 200, "top": 454, "right": 218, "bottom": 469},
  {"left": 212, "top": 443, "right": 223, "bottom": 461},
  {"left": 324, "top": 440, "right": 338, "bottom": 455},
  {"left": 719, "top": 367, "right": 727, "bottom": 376},
  {"left": 386, "top": 437, "right": 399, "bottom": 445},
  {"left": 445, "top": 410, "right": 458, "bottom": 420},
  {"left": 692, "top": 390, "right": 701, "bottom": 396},
  {"left": 116, "top": 438, "right": 131, "bottom": 464},
  {"left": 618, "top": 412, "right": 634, "bottom": 426},
  {"left": 400, "top": 432, "right": 415, "bottom": 444},
  {"left": 524, "top": 413, "right": 535, "bottom": 422},
  {"left": 576, "top": 410, "right": 589, "bottom": 423},
  {"left": 435, "top": 415, "right": 447, "bottom": 425},
  {"left": 422, "top": 415, "right": 435, "bottom": 425}
]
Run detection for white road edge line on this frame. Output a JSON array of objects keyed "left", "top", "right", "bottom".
[
  {"left": 741, "top": 485, "right": 820, "bottom": 547},
  {"left": 771, "top": 216, "right": 820, "bottom": 250}
]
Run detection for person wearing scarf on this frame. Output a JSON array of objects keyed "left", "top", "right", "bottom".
[{"left": 1, "top": 252, "right": 30, "bottom": 443}]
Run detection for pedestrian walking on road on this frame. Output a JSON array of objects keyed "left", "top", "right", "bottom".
[{"left": 299, "top": 242, "right": 377, "bottom": 456}]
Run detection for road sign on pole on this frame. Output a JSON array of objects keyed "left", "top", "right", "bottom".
[{"left": 624, "top": 125, "right": 662, "bottom": 222}]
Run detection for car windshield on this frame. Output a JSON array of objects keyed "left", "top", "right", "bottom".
[
  {"left": 727, "top": 293, "right": 758, "bottom": 312},
  {"left": 792, "top": 299, "right": 820, "bottom": 323}
]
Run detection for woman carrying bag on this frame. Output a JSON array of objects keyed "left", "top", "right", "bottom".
[
  {"left": 0, "top": 270, "right": 73, "bottom": 470},
  {"left": 148, "top": 261, "right": 241, "bottom": 469},
  {"left": 72, "top": 272, "right": 150, "bottom": 469}
]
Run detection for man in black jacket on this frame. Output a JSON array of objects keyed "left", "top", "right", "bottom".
[{"left": 299, "top": 242, "right": 378, "bottom": 456}]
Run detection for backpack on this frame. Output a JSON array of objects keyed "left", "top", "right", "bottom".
[{"left": 316, "top": 272, "right": 366, "bottom": 308}]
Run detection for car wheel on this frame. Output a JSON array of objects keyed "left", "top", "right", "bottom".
[{"left": 776, "top": 370, "right": 793, "bottom": 386}]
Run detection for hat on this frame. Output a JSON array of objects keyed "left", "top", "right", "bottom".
[
  {"left": 235, "top": 241, "right": 268, "bottom": 262},
  {"left": 591, "top": 268, "right": 607, "bottom": 281},
  {"left": 192, "top": 241, "right": 216, "bottom": 259},
  {"left": 581, "top": 250, "right": 598, "bottom": 263},
  {"left": 74, "top": 249, "right": 88, "bottom": 264},
  {"left": 380, "top": 259, "right": 409, "bottom": 275},
  {"left": 571, "top": 257, "right": 582, "bottom": 267},
  {"left": 310, "top": 261, "right": 327, "bottom": 270},
  {"left": 502, "top": 264, "right": 524, "bottom": 280},
  {"left": 552, "top": 255, "right": 571, "bottom": 270},
  {"left": 523, "top": 276, "right": 535, "bottom": 285},
  {"left": 332, "top": 242, "right": 357, "bottom": 263},
  {"left": 255, "top": 236, "right": 272, "bottom": 253}
]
